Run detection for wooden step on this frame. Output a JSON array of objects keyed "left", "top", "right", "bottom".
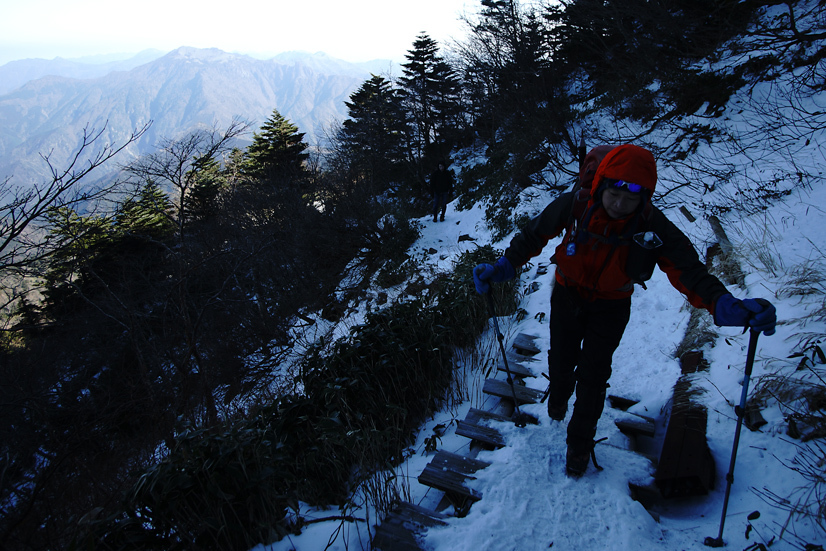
[
  {"left": 465, "top": 407, "right": 511, "bottom": 424},
  {"left": 508, "top": 351, "right": 540, "bottom": 364},
  {"left": 511, "top": 333, "right": 541, "bottom": 356},
  {"left": 608, "top": 395, "right": 639, "bottom": 411},
  {"left": 615, "top": 417, "right": 656, "bottom": 438},
  {"left": 372, "top": 501, "right": 448, "bottom": 551},
  {"left": 483, "top": 378, "right": 544, "bottom": 405},
  {"left": 417, "top": 450, "right": 490, "bottom": 512},
  {"left": 456, "top": 419, "right": 505, "bottom": 449},
  {"left": 497, "top": 358, "right": 534, "bottom": 379}
]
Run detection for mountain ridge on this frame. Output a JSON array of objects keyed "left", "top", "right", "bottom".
[
  {"left": 0, "top": 47, "right": 380, "bottom": 186},
  {"left": 0, "top": 49, "right": 167, "bottom": 95}
]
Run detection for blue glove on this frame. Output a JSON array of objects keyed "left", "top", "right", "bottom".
[
  {"left": 473, "top": 257, "right": 516, "bottom": 294},
  {"left": 714, "top": 293, "right": 777, "bottom": 336}
]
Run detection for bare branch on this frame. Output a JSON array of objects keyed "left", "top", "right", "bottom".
[
  {"left": 122, "top": 118, "right": 250, "bottom": 239},
  {"left": 0, "top": 121, "right": 151, "bottom": 275}
]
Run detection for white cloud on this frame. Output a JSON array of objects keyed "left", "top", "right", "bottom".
[{"left": 0, "top": 0, "right": 474, "bottom": 64}]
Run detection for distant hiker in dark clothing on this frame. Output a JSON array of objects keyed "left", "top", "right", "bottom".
[
  {"left": 473, "top": 144, "right": 776, "bottom": 478},
  {"left": 430, "top": 162, "right": 454, "bottom": 222}
]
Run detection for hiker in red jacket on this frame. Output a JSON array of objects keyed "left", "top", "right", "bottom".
[{"left": 473, "top": 144, "right": 776, "bottom": 477}]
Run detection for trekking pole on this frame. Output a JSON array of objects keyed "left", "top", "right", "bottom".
[
  {"left": 485, "top": 291, "right": 539, "bottom": 428},
  {"left": 704, "top": 329, "right": 760, "bottom": 548}
]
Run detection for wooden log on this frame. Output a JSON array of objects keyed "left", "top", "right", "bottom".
[
  {"left": 679, "top": 350, "right": 709, "bottom": 374},
  {"left": 654, "top": 379, "right": 715, "bottom": 498},
  {"left": 707, "top": 215, "right": 746, "bottom": 287},
  {"left": 628, "top": 483, "right": 662, "bottom": 522},
  {"left": 745, "top": 403, "right": 768, "bottom": 431}
]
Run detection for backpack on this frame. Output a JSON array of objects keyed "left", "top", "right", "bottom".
[{"left": 576, "top": 144, "right": 617, "bottom": 194}]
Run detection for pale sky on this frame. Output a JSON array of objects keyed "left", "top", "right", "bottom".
[{"left": 0, "top": 0, "right": 475, "bottom": 65}]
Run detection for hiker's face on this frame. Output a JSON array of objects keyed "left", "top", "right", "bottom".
[{"left": 602, "top": 187, "right": 642, "bottom": 219}]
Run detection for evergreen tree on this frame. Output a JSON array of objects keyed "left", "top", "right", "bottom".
[
  {"left": 243, "top": 109, "right": 309, "bottom": 180},
  {"left": 455, "top": 0, "right": 571, "bottom": 226},
  {"left": 41, "top": 184, "right": 175, "bottom": 316},
  {"left": 40, "top": 206, "right": 113, "bottom": 312},
  {"left": 399, "top": 34, "right": 462, "bottom": 163},
  {"left": 338, "top": 74, "right": 408, "bottom": 193},
  {"left": 186, "top": 155, "right": 225, "bottom": 222},
  {"left": 115, "top": 181, "right": 175, "bottom": 240}
]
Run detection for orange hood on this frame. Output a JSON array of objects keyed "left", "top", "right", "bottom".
[{"left": 592, "top": 144, "right": 656, "bottom": 190}]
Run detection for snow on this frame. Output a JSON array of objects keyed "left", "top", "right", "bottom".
[
  {"left": 253, "top": 77, "right": 826, "bottom": 549},
  {"left": 253, "top": 168, "right": 825, "bottom": 550}
]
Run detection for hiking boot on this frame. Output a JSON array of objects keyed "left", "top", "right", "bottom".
[
  {"left": 433, "top": 215, "right": 438, "bottom": 222},
  {"left": 547, "top": 401, "right": 566, "bottom": 422},
  {"left": 565, "top": 449, "right": 590, "bottom": 478},
  {"left": 440, "top": 214, "right": 445, "bottom": 221}
]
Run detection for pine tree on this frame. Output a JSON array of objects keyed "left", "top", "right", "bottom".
[
  {"left": 41, "top": 206, "right": 112, "bottom": 309},
  {"left": 41, "top": 184, "right": 175, "bottom": 314},
  {"left": 243, "top": 109, "right": 309, "bottom": 180},
  {"left": 115, "top": 181, "right": 175, "bottom": 239},
  {"left": 185, "top": 155, "right": 225, "bottom": 222},
  {"left": 398, "top": 34, "right": 462, "bottom": 162},
  {"left": 338, "top": 74, "right": 408, "bottom": 192}
]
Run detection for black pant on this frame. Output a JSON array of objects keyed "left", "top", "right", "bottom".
[
  {"left": 432, "top": 192, "right": 449, "bottom": 218},
  {"left": 547, "top": 283, "right": 631, "bottom": 455}
]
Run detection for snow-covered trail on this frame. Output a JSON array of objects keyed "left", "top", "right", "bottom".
[{"left": 262, "top": 180, "right": 826, "bottom": 551}]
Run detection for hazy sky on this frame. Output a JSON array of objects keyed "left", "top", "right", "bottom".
[{"left": 0, "top": 0, "right": 475, "bottom": 65}]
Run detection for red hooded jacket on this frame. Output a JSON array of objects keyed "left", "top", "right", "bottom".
[{"left": 503, "top": 145, "right": 729, "bottom": 313}]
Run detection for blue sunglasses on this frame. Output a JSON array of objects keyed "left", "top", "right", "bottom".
[{"left": 609, "top": 179, "right": 644, "bottom": 193}]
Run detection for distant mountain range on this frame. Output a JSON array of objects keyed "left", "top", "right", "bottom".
[
  {"left": 0, "top": 49, "right": 168, "bottom": 95},
  {"left": 0, "top": 47, "right": 394, "bottom": 186}
]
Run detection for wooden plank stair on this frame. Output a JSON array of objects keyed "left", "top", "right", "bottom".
[
  {"left": 511, "top": 333, "right": 541, "bottom": 356},
  {"left": 615, "top": 416, "right": 656, "bottom": 438},
  {"left": 455, "top": 408, "right": 510, "bottom": 449},
  {"left": 608, "top": 394, "right": 639, "bottom": 411},
  {"left": 466, "top": 407, "right": 511, "bottom": 425},
  {"left": 372, "top": 501, "right": 448, "bottom": 551},
  {"left": 497, "top": 358, "right": 534, "bottom": 379},
  {"left": 417, "top": 450, "right": 490, "bottom": 515},
  {"left": 482, "top": 378, "right": 543, "bottom": 405},
  {"left": 370, "top": 333, "right": 543, "bottom": 544}
]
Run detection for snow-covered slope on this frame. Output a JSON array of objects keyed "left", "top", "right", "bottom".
[{"left": 254, "top": 148, "right": 826, "bottom": 550}]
